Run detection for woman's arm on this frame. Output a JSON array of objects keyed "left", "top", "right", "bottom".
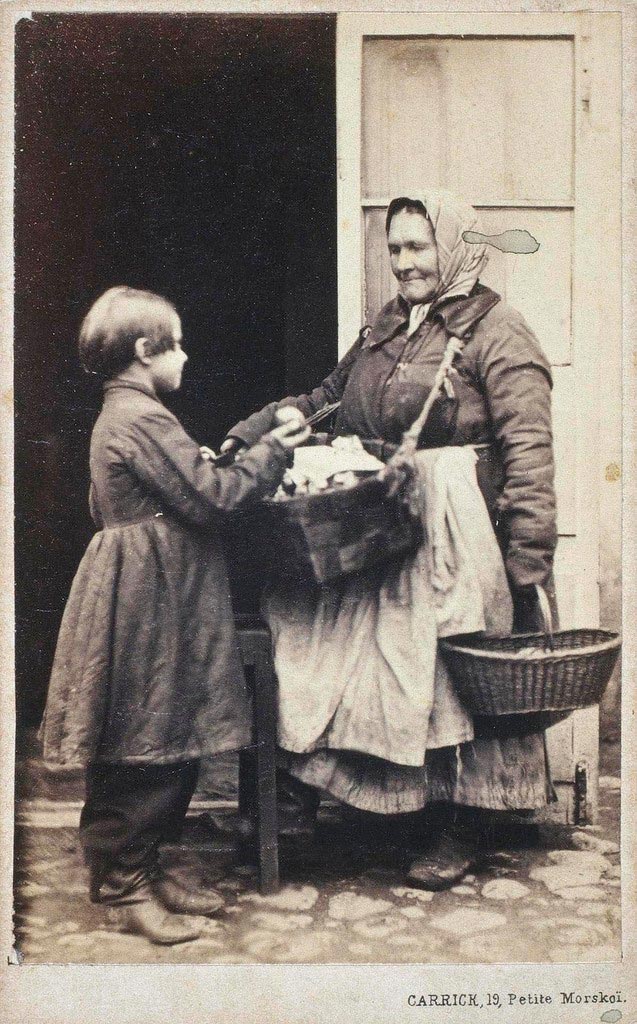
[
  {"left": 223, "top": 331, "right": 366, "bottom": 449},
  {"left": 122, "top": 407, "right": 293, "bottom": 526},
  {"left": 479, "top": 309, "right": 558, "bottom": 592}
]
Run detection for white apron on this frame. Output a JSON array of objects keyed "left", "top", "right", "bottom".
[{"left": 263, "top": 447, "right": 513, "bottom": 767}]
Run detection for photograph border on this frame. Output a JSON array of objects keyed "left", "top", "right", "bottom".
[{"left": 1, "top": 2, "right": 635, "bottom": 1021}]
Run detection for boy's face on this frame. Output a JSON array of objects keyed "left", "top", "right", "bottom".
[{"left": 148, "top": 320, "right": 188, "bottom": 393}]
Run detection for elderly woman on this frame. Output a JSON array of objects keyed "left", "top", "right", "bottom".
[{"left": 223, "top": 190, "right": 558, "bottom": 888}]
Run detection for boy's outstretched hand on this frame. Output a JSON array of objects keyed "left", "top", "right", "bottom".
[{"left": 269, "top": 406, "right": 311, "bottom": 450}]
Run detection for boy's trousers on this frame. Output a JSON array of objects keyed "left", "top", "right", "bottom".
[{"left": 79, "top": 760, "right": 199, "bottom": 905}]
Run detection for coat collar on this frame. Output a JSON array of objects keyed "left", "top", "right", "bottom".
[
  {"left": 103, "top": 379, "right": 162, "bottom": 402},
  {"left": 364, "top": 284, "right": 501, "bottom": 349}
]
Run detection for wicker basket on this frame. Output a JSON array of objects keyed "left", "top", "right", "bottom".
[
  {"left": 227, "top": 334, "right": 474, "bottom": 584},
  {"left": 239, "top": 470, "right": 421, "bottom": 584},
  {"left": 440, "top": 586, "right": 621, "bottom": 716}
]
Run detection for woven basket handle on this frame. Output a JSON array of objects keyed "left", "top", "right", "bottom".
[{"left": 534, "top": 584, "right": 555, "bottom": 652}]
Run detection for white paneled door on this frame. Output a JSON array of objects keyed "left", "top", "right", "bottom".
[{"left": 337, "top": 13, "right": 621, "bottom": 822}]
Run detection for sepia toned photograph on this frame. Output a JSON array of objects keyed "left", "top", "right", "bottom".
[{"left": 1, "top": 2, "right": 635, "bottom": 1019}]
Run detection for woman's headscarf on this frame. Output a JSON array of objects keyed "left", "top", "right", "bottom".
[{"left": 393, "top": 189, "right": 489, "bottom": 306}]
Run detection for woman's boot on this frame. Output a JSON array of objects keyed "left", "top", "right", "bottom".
[
  {"left": 406, "top": 804, "right": 482, "bottom": 890},
  {"left": 406, "top": 829, "right": 481, "bottom": 890},
  {"left": 236, "top": 769, "right": 320, "bottom": 842}
]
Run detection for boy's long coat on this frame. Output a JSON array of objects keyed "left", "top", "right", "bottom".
[{"left": 41, "top": 380, "right": 287, "bottom": 768}]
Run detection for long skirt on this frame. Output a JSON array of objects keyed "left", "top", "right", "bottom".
[
  {"left": 283, "top": 733, "right": 554, "bottom": 815},
  {"left": 270, "top": 447, "right": 557, "bottom": 815}
]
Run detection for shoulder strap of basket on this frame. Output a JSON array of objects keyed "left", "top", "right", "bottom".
[{"left": 393, "top": 335, "right": 466, "bottom": 460}]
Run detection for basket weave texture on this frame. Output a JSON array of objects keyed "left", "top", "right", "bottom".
[
  {"left": 440, "top": 628, "right": 621, "bottom": 715},
  {"left": 244, "top": 474, "right": 421, "bottom": 584}
]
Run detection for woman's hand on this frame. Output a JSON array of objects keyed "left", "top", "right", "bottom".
[
  {"left": 199, "top": 445, "right": 217, "bottom": 462},
  {"left": 381, "top": 451, "right": 416, "bottom": 499},
  {"left": 269, "top": 406, "right": 311, "bottom": 450}
]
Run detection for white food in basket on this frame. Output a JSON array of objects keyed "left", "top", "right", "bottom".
[
  {"left": 270, "top": 439, "right": 386, "bottom": 500},
  {"left": 291, "top": 442, "right": 384, "bottom": 484}
]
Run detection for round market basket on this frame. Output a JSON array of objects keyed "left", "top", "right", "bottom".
[{"left": 439, "top": 586, "right": 621, "bottom": 716}]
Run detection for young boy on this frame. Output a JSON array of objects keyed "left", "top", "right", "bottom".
[{"left": 40, "top": 286, "right": 309, "bottom": 944}]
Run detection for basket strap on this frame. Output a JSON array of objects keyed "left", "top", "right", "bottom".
[
  {"left": 534, "top": 584, "right": 555, "bottom": 652},
  {"left": 392, "top": 335, "right": 466, "bottom": 460}
]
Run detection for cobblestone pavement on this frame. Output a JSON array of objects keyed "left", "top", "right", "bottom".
[{"left": 13, "top": 774, "right": 621, "bottom": 965}]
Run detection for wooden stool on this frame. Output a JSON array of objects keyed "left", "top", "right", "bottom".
[{"left": 235, "top": 615, "right": 280, "bottom": 894}]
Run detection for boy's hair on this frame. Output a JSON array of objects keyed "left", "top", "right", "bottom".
[
  {"left": 79, "top": 286, "right": 180, "bottom": 380},
  {"left": 385, "top": 196, "right": 429, "bottom": 233}
]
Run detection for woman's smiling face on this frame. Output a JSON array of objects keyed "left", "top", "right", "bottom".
[{"left": 387, "top": 209, "right": 441, "bottom": 305}]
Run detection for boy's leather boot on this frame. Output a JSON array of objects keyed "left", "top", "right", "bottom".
[
  {"left": 108, "top": 896, "right": 207, "bottom": 944},
  {"left": 152, "top": 871, "right": 224, "bottom": 916}
]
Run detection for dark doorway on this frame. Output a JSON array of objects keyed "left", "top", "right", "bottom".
[{"left": 15, "top": 13, "right": 337, "bottom": 724}]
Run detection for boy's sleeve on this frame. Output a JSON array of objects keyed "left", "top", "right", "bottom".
[
  {"left": 88, "top": 482, "right": 103, "bottom": 528},
  {"left": 225, "top": 332, "right": 365, "bottom": 447},
  {"left": 123, "top": 407, "right": 288, "bottom": 526}
]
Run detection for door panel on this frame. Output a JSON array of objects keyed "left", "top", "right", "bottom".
[
  {"left": 362, "top": 37, "right": 574, "bottom": 202},
  {"left": 477, "top": 209, "right": 572, "bottom": 367}
]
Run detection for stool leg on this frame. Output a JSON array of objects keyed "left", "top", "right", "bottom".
[
  {"left": 238, "top": 662, "right": 256, "bottom": 820},
  {"left": 238, "top": 748, "right": 256, "bottom": 819},
  {"left": 253, "top": 650, "right": 279, "bottom": 894}
]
